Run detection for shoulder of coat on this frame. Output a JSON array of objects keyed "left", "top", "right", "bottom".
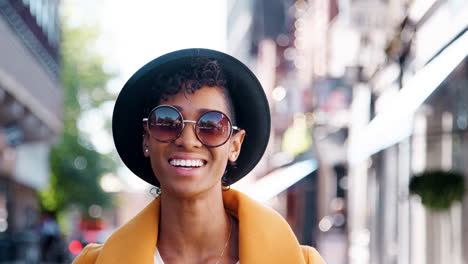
[
  {"left": 72, "top": 243, "right": 103, "bottom": 263},
  {"left": 300, "top": 245, "right": 326, "bottom": 264}
]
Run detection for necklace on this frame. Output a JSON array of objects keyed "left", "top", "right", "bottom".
[{"left": 214, "top": 216, "right": 233, "bottom": 264}]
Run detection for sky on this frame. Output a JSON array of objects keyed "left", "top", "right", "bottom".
[
  {"left": 67, "top": 0, "right": 227, "bottom": 85},
  {"left": 67, "top": 0, "right": 228, "bottom": 190},
  {"left": 97, "top": 0, "right": 227, "bottom": 82}
]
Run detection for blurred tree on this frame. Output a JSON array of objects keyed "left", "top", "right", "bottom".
[{"left": 40, "top": 18, "right": 116, "bottom": 216}]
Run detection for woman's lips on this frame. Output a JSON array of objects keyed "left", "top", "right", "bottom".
[
  {"left": 168, "top": 158, "right": 206, "bottom": 168},
  {"left": 167, "top": 154, "right": 207, "bottom": 176},
  {"left": 168, "top": 160, "right": 206, "bottom": 177},
  {"left": 167, "top": 159, "right": 207, "bottom": 178}
]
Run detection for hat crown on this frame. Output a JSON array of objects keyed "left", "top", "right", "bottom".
[{"left": 112, "top": 48, "right": 270, "bottom": 186}]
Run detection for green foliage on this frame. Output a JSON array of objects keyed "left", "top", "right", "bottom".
[
  {"left": 39, "top": 18, "right": 116, "bottom": 215},
  {"left": 409, "top": 170, "right": 465, "bottom": 211}
]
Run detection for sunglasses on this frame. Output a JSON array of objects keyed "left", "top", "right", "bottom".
[{"left": 143, "top": 105, "right": 240, "bottom": 147}]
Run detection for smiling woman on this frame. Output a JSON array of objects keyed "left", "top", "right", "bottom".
[
  {"left": 72, "top": 49, "right": 325, "bottom": 264},
  {"left": 143, "top": 87, "right": 244, "bottom": 198}
]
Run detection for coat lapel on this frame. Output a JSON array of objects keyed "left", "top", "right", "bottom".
[
  {"left": 223, "top": 190, "right": 306, "bottom": 264},
  {"left": 96, "top": 198, "right": 160, "bottom": 264},
  {"left": 95, "top": 189, "right": 306, "bottom": 264}
]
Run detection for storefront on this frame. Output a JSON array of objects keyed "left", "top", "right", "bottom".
[
  {"left": 0, "top": 0, "right": 62, "bottom": 261},
  {"left": 347, "top": 0, "right": 468, "bottom": 263}
]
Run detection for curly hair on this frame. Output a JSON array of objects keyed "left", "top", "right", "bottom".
[{"left": 144, "top": 57, "right": 237, "bottom": 186}]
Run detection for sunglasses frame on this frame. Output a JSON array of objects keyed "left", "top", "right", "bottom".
[{"left": 143, "top": 105, "right": 240, "bottom": 147}]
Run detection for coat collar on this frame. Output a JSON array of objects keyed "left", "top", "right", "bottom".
[{"left": 96, "top": 189, "right": 306, "bottom": 264}]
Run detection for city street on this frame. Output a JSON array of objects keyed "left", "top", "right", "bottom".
[{"left": 1, "top": 0, "right": 467, "bottom": 263}]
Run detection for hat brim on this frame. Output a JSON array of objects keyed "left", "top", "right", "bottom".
[{"left": 112, "top": 48, "right": 270, "bottom": 186}]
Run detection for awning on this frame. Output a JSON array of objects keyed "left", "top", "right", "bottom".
[
  {"left": 349, "top": 30, "right": 468, "bottom": 164},
  {"left": 233, "top": 159, "right": 318, "bottom": 203}
]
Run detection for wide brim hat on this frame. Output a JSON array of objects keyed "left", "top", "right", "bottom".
[{"left": 112, "top": 48, "right": 270, "bottom": 186}]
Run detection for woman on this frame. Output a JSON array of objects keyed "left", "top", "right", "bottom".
[{"left": 73, "top": 49, "right": 325, "bottom": 264}]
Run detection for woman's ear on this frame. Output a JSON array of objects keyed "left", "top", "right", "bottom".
[
  {"left": 142, "top": 128, "right": 150, "bottom": 157},
  {"left": 229, "top": 129, "right": 245, "bottom": 162}
]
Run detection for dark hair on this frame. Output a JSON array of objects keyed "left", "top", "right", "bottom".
[{"left": 144, "top": 57, "right": 237, "bottom": 186}]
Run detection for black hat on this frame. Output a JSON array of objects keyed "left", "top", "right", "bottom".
[{"left": 112, "top": 48, "right": 270, "bottom": 186}]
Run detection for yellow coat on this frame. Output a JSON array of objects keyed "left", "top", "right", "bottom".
[{"left": 73, "top": 189, "right": 326, "bottom": 264}]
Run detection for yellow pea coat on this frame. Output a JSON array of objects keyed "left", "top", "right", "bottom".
[{"left": 73, "top": 189, "right": 326, "bottom": 264}]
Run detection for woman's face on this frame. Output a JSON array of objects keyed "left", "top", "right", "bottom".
[{"left": 143, "top": 86, "right": 245, "bottom": 198}]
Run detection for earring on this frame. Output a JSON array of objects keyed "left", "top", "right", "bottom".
[
  {"left": 150, "top": 187, "right": 162, "bottom": 196},
  {"left": 145, "top": 149, "right": 149, "bottom": 153}
]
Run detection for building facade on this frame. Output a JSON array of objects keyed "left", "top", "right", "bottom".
[
  {"left": 228, "top": 2, "right": 348, "bottom": 261},
  {"left": 231, "top": 0, "right": 468, "bottom": 263},
  {"left": 0, "top": 0, "right": 62, "bottom": 261},
  {"left": 346, "top": 0, "right": 468, "bottom": 263}
]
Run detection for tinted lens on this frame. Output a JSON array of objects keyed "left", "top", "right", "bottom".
[
  {"left": 148, "top": 106, "right": 183, "bottom": 142},
  {"left": 196, "top": 111, "right": 231, "bottom": 146}
]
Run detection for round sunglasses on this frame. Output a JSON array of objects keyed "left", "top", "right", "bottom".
[{"left": 143, "top": 105, "right": 240, "bottom": 147}]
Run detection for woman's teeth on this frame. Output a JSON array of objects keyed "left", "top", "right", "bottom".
[{"left": 169, "top": 159, "right": 204, "bottom": 167}]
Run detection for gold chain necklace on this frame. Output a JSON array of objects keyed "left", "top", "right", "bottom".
[{"left": 214, "top": 216, "right": 233, "bottom": 264}]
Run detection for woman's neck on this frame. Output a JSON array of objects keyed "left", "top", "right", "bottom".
[{"left": 157, "top": 188, "right": 238, "bottom": 263}]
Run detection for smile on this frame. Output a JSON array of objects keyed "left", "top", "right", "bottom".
[{"left": 169, "top": 159, "right": 205, "bottom": 168}]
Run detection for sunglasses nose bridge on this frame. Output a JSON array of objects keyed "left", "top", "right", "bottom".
[
  {"left": 174, "top": 119, "right": 202, "bottom": 147},
  {"left": 182, "top": 120, "right": 197, "bottom": 134},
  {"left": 183, "top": 120, "right": 197, "bottom": 125}
]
